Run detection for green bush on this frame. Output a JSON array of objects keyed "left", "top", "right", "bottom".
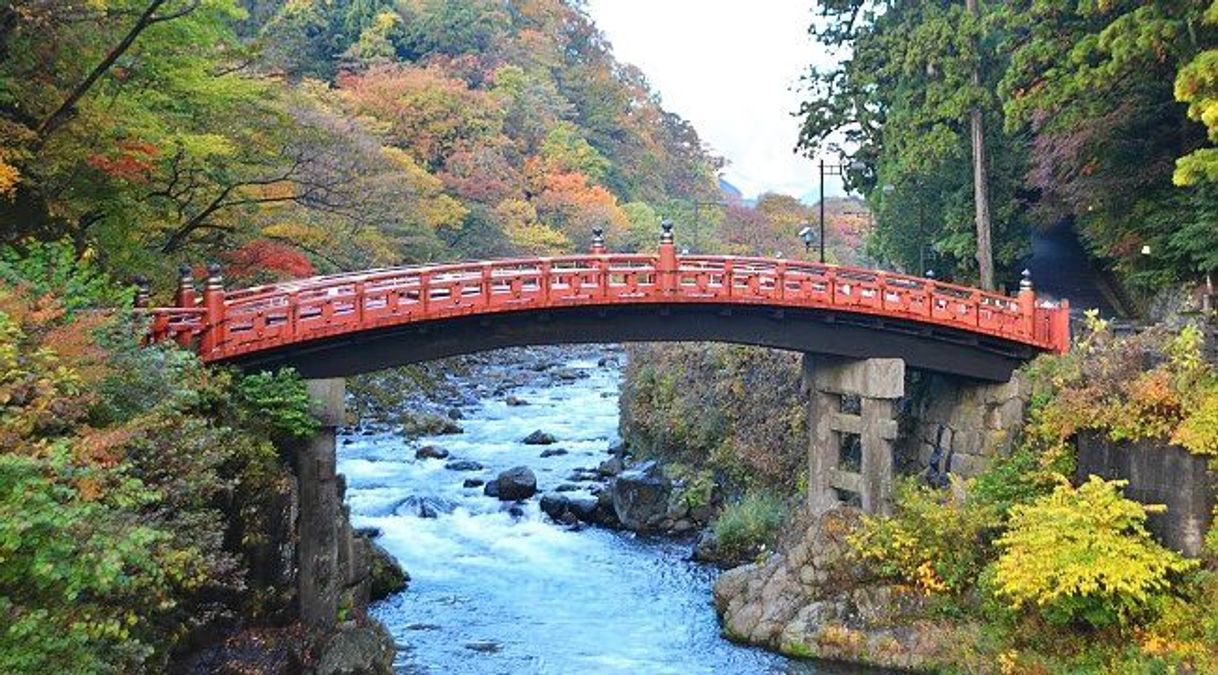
[
  {"left": 992, "top": 476, "right": 1196, "bottom": 629},
  {"left": 235, "top": 369, "right": 319, "bottom": 441},
  {"left": 0, "top": 239, "right": 132, "bottom": 310},
  {"left": 712, "top": 491, "right": 787, "bottom": 559}
]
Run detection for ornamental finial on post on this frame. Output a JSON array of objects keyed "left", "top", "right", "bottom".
[
  {"left": 590, "top": 227, "right": 606, "bottom": 254},
  {"left": 660, "top": 219, "right": 674, "bottom": 245},
  {"left": 1019, "top": 268, "right": 1033, "bottom": 293},
  {"left": 199, "top": 262, "right": 227, "bottom": 354},
  {"left": 205, "top": 262, "right": 224, "bottom": 291}
]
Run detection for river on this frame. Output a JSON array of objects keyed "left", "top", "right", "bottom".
[{"left": 337, "top": 345, "right": 871, "bottom": 675}]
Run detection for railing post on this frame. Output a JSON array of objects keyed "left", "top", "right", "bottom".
[
  {"left": 658, "top": 219, "right": 677, "bottom": 295},
  {"left": 173, "top": 266, "right": 197, "bottom": 346},
  {"left": 200, "top": 263, "right": 226, "bottom": 356},
  {"left": 482, "top": 263, "right": 493, "bottom": 308},
  {"left": 590, "top": 227, "right": 606, "bottom": 255},
  {"left": 539, "top": 260, "right": 552, "bottom": 302},
  {"left": 1053, "top": 298, "right": 1071, "bottom": 353},
  {"left": 175, "top": 265, "right": 196, "bottom": 308},
  {"left": 1018, "top": 268, "right": 1035, "bottom": 340}
]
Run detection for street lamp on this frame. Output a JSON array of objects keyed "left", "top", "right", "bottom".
[{"left": 816, "top": 159, "right": 866, "bottom": 263}]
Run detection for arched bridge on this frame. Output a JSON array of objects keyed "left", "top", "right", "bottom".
[{"left": 143, "top": 228, "right": 1070, "bottom": 381}]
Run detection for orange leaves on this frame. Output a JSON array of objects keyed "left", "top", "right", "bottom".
[
  {"left": 0, "top": 159, "right": 18, "bottom": 199},
  {"left": 338, "top": 64, "right": 503, "bottom": 169},
  {"left": 224, "top": 239, "right": 316, "bottom": 282},
  {"left": 531, "top": 168, "right": 628, "bottom": 242},
  {"left": 84, "top": 139, "right": 160, "bottom": 184}
]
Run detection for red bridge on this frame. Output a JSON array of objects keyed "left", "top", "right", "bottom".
[{"left": 143, "top": 226, "right": 1070, "bottom": 381}]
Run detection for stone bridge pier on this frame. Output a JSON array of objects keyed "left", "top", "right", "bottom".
[
  {"left": 297, "top": 378, "right": 372, "bottom": 630},
  {"left": 802, "top": 356, "right": 905, "bottom": 516}
]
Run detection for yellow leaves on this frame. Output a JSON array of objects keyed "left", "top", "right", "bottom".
[
  {"left": 173, "top": 132, "right": 236, "bottom": 159},
  {"left": 0, "top": 159, "right": 18, "bottom": 200},
  {"left": 992, "top": 476, "right": 1196, "bottom": 626},
  {"left": 494, "top": 199, "right": 570, "bottom": 255},
  {"left": 1171, "top": 385, "right": 1218, "bottom": 455}
]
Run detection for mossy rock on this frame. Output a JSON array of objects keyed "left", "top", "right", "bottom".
[{"left": 367, "top": 541, "right": 409, "bottom": 602}]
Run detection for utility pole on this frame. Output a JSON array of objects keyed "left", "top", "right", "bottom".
[
  {"left": 819, "top": 159, "right": 827, "bottom": 265},
  {"left": 965, "top": 0, "right": 994, "bottom": 290}
]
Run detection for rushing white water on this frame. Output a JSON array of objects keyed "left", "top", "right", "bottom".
[{"left": 337, "top": 347, "right": 858, "bottom": 675}]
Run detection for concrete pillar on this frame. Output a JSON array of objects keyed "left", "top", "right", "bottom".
[
  {"left": 297, "top": 377, "right": 345, "bottom": 629},
  {"left": 803, "top": 356, "right": 904, "bottom": 516}
]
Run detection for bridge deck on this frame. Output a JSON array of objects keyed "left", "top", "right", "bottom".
[{"left": 144, "top": 245, "right": 1070, "bottom": 369}]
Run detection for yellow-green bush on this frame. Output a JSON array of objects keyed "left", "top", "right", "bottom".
[
  {"left": 992, "top": 476, "right": 1196, "bottom": 629},
  {"left": 849, "top": 477, "right": 998, "bottom": 595}
]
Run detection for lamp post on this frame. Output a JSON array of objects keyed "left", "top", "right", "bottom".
[{"left": 817, "top": 159, "right": 866, "bottom": 263}]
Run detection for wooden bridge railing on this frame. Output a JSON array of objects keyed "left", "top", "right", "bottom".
[{"left": 143, "top": 227, "right": 1071, "bottom": 362}]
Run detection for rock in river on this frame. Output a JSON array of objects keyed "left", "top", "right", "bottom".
[
  {"left": 415, "top": 445, "right": 449, "bottom": 460},
  {"left": 367, "top": 540, "right": 410, "bottom": 601},
  {"left": 394, "top": 495, "right": 457, "bottom": 519},
  {"left": 522, "top": 429, "right": 558, "bottom": 445},
  {"left": 610, "top": 460, "right": 672, "bottom": 531},
  {"left": 444, "top": 459, "right": 484, "bottom": 471},
  {"left": 494, "top": 466, "right": 537, "bottom": 500},
  {"left": 539, "top": 448, "right": 569, "bottom": 458}
]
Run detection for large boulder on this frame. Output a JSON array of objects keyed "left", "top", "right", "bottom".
[
  {"left": 400, "top": 412, "right": 462, "bottom": 438},
  {"left": 316, "top": 623, "right": 395, "bottom": 675},
  {"left": 540, "top": 492, "right": 609, "bottom": 527},
  {"left": 713, "top": 507, "right": 952, "bottom": 672},
  {"left": 610, "top": 460, "right": 672, "bottom": 531},
  {"left": 494, "top": 466, "right": 537, "bottom": 501}
]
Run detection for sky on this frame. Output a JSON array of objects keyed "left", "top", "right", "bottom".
[{"left": 585, "top": 0, "right": 845, "bottom": 202}]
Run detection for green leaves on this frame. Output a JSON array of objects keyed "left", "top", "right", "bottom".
[
  {"left": 234, "top": 369, "right": 319, "bottom": 441},
  {"left": 799, "top": 2, "right": 1030, "bottom": 283}
]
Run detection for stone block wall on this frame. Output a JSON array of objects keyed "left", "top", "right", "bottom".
[
  {"left": 899, "top": 371, "right": 1030, "bottom": 478},
  {"left": 1077, "top": 433, "right": 1215, "bottom": 557}
]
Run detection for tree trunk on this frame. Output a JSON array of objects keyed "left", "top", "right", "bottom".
[
  {"left": 35, "top": 0, "right": 171, "bottom": 144},
  {"left": 965, "top": 0, "right": 994, "bottom": 290}
]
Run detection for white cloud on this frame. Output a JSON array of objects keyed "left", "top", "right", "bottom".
[{"left": 585, "top": 0, "right": 846, "bottom": 202}]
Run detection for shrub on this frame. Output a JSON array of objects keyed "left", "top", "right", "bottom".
[
  {"left": 850, "top": 477, "right": 997, "bottom": 595},
  {"left": 0, "top": 239, "right": 131, "bottom": 310},
  {"left": 712, "top": 491, "right": 787, "bottom": 559},
  {"left": 992, "top": 476, "right": 1196, "bottom": 629},
  {"left": 235, "top": 369, "right": 319, "bottom": 441}
]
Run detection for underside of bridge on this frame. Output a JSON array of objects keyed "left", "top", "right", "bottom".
[{"left": 227, "top": 302, "right": 1035, "bottom": 382}]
